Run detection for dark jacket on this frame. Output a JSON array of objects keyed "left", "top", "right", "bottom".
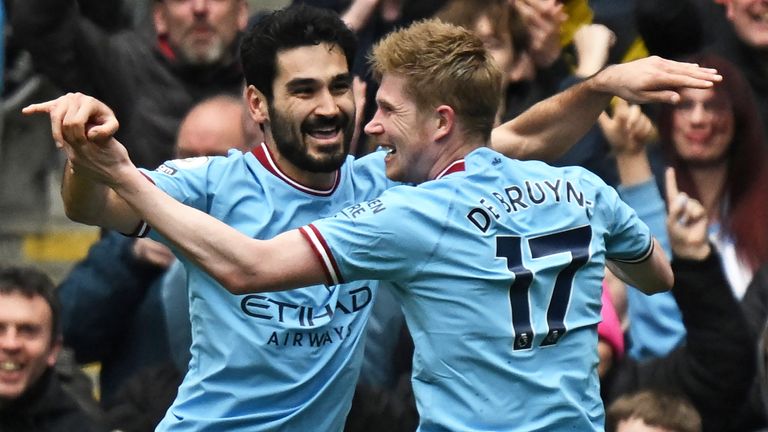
[
  {"left": 57, "top": 231, "right": 170, "bottom": 404},
  {"left": 11, "top": 0, "right": 244, "bottom": 169},
  {"left": 603, "top": 251, "right": 756, "bottom": 432},
  {"left": 0, "top": 368, "right": 104, "bottom": 432}
]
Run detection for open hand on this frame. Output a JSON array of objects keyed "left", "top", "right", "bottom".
[{"left": 593, "top": 56, "right": 722, "bottom": 105}]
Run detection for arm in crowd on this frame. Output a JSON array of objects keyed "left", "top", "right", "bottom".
[
  {"left": 57, "top": 232, "right": 168, "bottom": 363},
  {"left": 599, "top": 98, "right": 686, "bottom": 358},
  {"left": 603, "top": 170, "right": 755, "bottom": 431}
]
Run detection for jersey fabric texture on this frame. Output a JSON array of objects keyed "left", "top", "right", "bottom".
[
  {"left": 139, "top": 144, "right": 395, "bottom": 431},
  {"left": 303, "top": 146, "right": 653, "bottom": 431}
]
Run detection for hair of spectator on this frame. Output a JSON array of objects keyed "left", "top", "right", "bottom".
[
  {"left": 239, "top": 4, "right": 357, "bottom": 102},
  {"left": 605, "top": 390, "right": 702, "bottom": 432},
  {"left": 435, "top": 0, "right": 530, "bottom": 57},
  {"left": 0, "top": 266, "right": 61, "bottom": 342}
]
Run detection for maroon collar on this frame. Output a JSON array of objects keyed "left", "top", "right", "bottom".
[
  {"left": 251, "top": 143, "right": 340, "bottom": 196},
  {"left": 434, "top": 160, "right": 466, "bottom": 180}
]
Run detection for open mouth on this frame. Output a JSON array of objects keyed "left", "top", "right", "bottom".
[
  {"left": 0, "top": 361, "right": 21, "bottom": 372},
  {"left": 306, "top": 125, "right": 341, "bottom": 142},
  {"left": 381, "top": 144, "right": 396, "bottom": 156}
]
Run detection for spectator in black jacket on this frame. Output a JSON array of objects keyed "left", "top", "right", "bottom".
[
  {"left": 0, "top": 265, "right": 104, "bottom": 432},
  {"left": 601, "top": 169, "right": 756, "bottom": 432}
]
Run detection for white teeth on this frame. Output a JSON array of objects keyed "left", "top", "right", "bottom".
[{"left": 0, "top": 361, "right": 20, "bottom": 371}]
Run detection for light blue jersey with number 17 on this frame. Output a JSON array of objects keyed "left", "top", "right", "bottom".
[{"left": 302, "top": 146, "right": 652, "bottom": 431}]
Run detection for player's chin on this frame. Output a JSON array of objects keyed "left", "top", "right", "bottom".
[{"left": 384, "top": 164, "right": 404, "bottom": 182}]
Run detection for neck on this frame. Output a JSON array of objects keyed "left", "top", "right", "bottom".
[
  {"left": 689, "top": 163, "right": 728, "bottom": 221},
  {"left": 427, "top": 140, "right": 485, "bottom": 181}
]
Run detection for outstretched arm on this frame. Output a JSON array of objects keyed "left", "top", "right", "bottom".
[
  {"left": 25, "top": 93, "right": 324, "bottom": 294},
  {"left": 491, "top": 56, "right": 721, "bottom": 160}
]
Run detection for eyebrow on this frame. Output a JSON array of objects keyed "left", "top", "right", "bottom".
[{"left": 285, "top": 73, "right": 352, "bottom": 90}]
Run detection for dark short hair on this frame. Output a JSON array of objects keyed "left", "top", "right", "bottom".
[
  {"left": 0, "top": 266, "right": 61, "bottom": 341},
  {"left": 239, "top": 4, "right": 357, "bottom": 101}
]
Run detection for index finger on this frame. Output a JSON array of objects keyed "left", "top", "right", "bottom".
[
  {"left": 664, "top": 167, "right": 680, "bottom": 208},
  {"left": 21, "top": 100, "right": 59, "bottom": 115}
]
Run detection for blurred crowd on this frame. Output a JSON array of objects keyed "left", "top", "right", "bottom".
[{"left": 1, "top": 0, "right": 767, "bottom": 431}]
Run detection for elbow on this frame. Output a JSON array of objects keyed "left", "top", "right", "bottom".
[
  {"left": 219, "top": 271, "right": 267, "bottom": 295},
  {"left": 645, "top": 271, "right": 675, "bottom": 295},
  {"left": 63, "top": 204, "right": 96, "bottom": 226}
]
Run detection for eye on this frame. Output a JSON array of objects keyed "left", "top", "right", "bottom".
[
  {"left": 331, "top": 81, "right": 352, "bottom": 95},
  {"left": 17, "top": 324, "right": 42, "bottom": 339},
  {"left": 291, "top": 87, "right": 313, "bottom": 97},
  {"left": 675, "top": 100, "right": 695, "bottom": 112}
]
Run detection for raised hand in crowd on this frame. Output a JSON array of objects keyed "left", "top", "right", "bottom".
[
  {"left": 513, "top": 0, "right": 567, "bottom": 68},
  {"left": 665, "top": 167, "right": 710, "bottom": 261},
  {"left": 598, "top": 97, "right": 657, "bottom": 186},
  {"left": 572, "top": 23, "right": 616, "bottom": 78}
]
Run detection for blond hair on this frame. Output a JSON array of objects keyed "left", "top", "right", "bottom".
[{"left": 369, "top": 19, "right": 502, "bottom": 141}]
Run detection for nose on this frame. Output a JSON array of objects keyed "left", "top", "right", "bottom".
[
  {"left": 364, "top": 110, "right": 383, "bottom": 136},
  {"left": 687, "top": 103, "right": 709, "bottom": 123},
  {"left": 0, "top": 328, "right": 21, "bottom": 351},
  {"left": 191, "top": 0, "right": 209, "bottom": 15},
  {"left": 314, "top": 89, "right": 341, "bottom": 117}
]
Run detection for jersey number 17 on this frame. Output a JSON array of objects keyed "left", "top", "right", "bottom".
[{"left": 496, "top": 225, "right": 592, "bottom": 350}]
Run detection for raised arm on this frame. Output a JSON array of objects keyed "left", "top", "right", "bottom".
[
  {"left": 23, "top": 93, "right": 142, "bottom": 234},
  {"left": 491, "top": 56, "right": 722, "bottom": 160}
]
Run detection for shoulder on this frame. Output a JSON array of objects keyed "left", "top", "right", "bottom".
[{"left": 152, "top": 150, "right": 249, "bottom": 178}]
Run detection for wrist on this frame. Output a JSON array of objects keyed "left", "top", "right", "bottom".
[{"left": 615, "top": 152, "right": 651, "bottom": 186}]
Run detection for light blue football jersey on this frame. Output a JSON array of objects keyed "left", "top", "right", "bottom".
[
  {"left": 303, "top": 147, "right": 652, "bottom": 431},
  {"left": 139, "top": 143, "right": 395, "bottom": 431}
]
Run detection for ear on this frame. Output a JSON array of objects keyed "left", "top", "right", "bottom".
[
  {"left": 46, "top": 336, "right": 63, "bottom": 368},
  {"left": 245, "top": 85, "right": 270, "bottom": 124},
  {"left": 433, "top": 105, "right": 455, "bottom": 142},
  {"left": 237, "top": 0, "right": 249, "bottom": 31},
  {"left": 153, "top": 3, "right": 168, "bottom": 36}
]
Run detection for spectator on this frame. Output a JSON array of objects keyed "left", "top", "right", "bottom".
[
  {"left": 606, "top": 390, "right": 702, "bottom": 432},
  {"left": 599, "top": 98, "right": 757, "bottom": 431},
  {"left": 601, "top": 52, "right": 768, "bottom": 361},
  {"left": 0, "top": 265, "right": 104, "bottom": 432},
  {"left": 11, "top": 0, "right": 249, "bottom": 169},
  {"left": 659, "top": 52, "right": 768, "bottom": 297}
]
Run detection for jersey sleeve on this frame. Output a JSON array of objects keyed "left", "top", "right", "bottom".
[
  {"left": 599, "top": 181, "right": 654, "bottom": 263},
  {"left": 299, "top": 187, "right": 438, "bottom": 286}
]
